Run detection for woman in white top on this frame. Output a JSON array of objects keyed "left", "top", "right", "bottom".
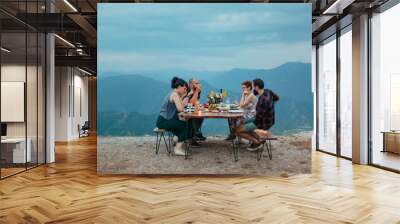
[
  {"left": 239, "top": 80, "right": 257, "bottom": 123},
  {"left": 226, "top": 81, "right": 257, "bottom": 141}
]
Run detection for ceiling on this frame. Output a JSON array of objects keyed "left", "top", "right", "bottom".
[{"left": 0, "top": 0, "right": 391, "bottom": 75}]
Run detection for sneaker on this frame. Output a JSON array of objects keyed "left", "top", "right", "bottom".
[
  {"left": 173, "top": 136, "right": 178, "bottom": 143},
  {"left": 174, "top": 142, "right": 186, "bottom": 156},
  {"left": 237, "top": 140, "right": 246, "bottom": 146},
  {"left": 172, "top": 136, "right": 178, "bottom": 146},
  {"left": 194, "top": 133, "right": 207, "bottom": 141},
  {"left": 191, "top": 139, "right": 201, "bottom": 148},
  {"left": 247, "top": 142, "right": 262, "bottom": 151},
  {"left": 224, "top": 134, "right": 236, "bottom": 141}
]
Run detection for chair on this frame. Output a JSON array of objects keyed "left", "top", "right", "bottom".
[
  {"left": 257, "top": 137, "right": 278, "bottom": 161},
  {"left": 154, "top": 128, "right": 172, "bottom": 155}
]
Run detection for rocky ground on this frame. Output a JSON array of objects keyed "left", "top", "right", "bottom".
[{"left": 97, "top": 132, "right": 311, "bottom": 176}]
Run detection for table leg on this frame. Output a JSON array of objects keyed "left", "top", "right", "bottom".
[
  {"left": 230, "top": 118, "right": 239, "bottom": 162},
  {"left": 232, "top": 139, "right": 238, "bottom": 162},
  {"left": 185, "top": 118, "right": 193, "bottom": 159},
  {"left": 382, "top": 133, "right": 387, "bottom": 153},
  {"left": 185, "top": 139, "right": 191, "bottom": 159}
]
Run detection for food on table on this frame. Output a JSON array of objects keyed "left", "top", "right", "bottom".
[
  {"left": 184, "top": 104, "right": 195, "bottom": 113},
  {"left": 208, "top": 104, "right": 218, "bottom": 111},
  {"left": 218, "top": 103, "right": 229, "bottom": 111},
  {"left": 207, "top": 90, "right": 224, "bottom": 104},
  {"left": 229, "top": 104, "right": 239, "bottom": 110}
]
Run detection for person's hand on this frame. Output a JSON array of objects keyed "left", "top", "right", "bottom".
[
  {"left": 195, "top": 84, "right": 202, "bottom": 92},
  {"left": 194, "top": 103, "right": 201, "bottom": 111},
  {"left": 182, "top": 96, "right": 189, "bottom": 105}
]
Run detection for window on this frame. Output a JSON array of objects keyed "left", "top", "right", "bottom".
[
  {"left": 370, "top": 3, "right": 400, "bottom": 171},
  {"left": 0, "top": 1, "right": 46, "bottom": 179},
  {"left": 317, "top": 35, "right": 337, "bottom": 154},
  {"left": 339, "top": 26, "right": 352, "bottom": 158}
]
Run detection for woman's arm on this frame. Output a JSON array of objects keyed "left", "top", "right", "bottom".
[
  {"left": 239, "top": 93, "right": 245, "bottom": 107},
  {"left": 170, "top": 92, "right": 185, "bottom": 112},
  {"left": 240, "top": 94, "right": 255, "bottom": 108},
  {"left": 189, "top": 90, "right": 199, "bottom": 105},
  {"left": 182, "top": 95, "right": 189, "bottom": 106}
]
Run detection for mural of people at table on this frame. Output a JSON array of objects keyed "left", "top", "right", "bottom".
[
  {"left": 161, "top": 76, "right": 279, "bottom": 154},
  {"left": 97, "top": 3, "right": 312, "bottom": 175}
]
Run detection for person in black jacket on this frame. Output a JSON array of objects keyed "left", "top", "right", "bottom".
[{"left": 234, "top": 78, "right": 279, "bottom": 151}]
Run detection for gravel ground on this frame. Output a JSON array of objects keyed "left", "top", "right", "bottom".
[{"left": 97, "top": 132, "right": 311, "bottom": 176}]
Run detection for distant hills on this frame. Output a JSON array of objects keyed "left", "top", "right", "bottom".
[{"left": 98, "top": 62, "right": 313, "bottom": 136}]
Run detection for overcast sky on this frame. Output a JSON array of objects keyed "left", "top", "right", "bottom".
[{"left": 98, "top": 3, "right": 311, "bottom": 73}]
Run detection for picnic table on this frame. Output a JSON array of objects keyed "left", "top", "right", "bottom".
[{"left": 180, "top": 110, "right": 244, "bottom": 161}]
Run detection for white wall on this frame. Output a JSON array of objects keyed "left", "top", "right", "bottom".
[
  {"left": 1, "top": 65, "right": 42, "bottom": 137},
  {"left": 55, "top": 66, "right": 69, "bottom": 141},
  {"left": 55, "top": 67, "right": 89, "bottom": 141},
  {"left": 1, "top": 63, "right": 46, "bottom": 164}
]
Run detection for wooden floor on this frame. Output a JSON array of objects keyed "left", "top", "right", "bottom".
[
  {"left": 372, "top": 150, "right": 400, "bottom": 171},
  {"left": 1, "top": 135, "right": 400, "bottom": 224}
]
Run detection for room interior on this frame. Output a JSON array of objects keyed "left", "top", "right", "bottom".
[
  {"left": 0, "top": 0, "right": 400, "bottom": 222},
  {"left": 0, "top": 30, "right": 46, "bottom": 177}
]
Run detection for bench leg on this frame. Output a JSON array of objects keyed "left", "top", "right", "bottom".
[
  {"left": 167, "top": 132, "right": 173, "bottom": 155},
  {"left": 266, "top": 140, "right": 272, "bottom": 160},
  {"left": 162, "top": 133, "right": 171, "bottom": 155},
  {"left": 155, "top": 132, "right": 162, "bottom": 155}
]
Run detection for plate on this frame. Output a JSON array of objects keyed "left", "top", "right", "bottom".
[{"left": 228, "top": 109, "right": 243, "bottom": 113}]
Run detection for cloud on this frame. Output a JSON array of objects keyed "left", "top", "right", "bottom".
[
  {"left": 98, "top": 4, "right": 311, "bottom": 73},
  {"left": 99, "top": 41, "right": 310, "bottom": 73},
  {"left": 196, "top": 11, "right": 301, "bottom": 33}
]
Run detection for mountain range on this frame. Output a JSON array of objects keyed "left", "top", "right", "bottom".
[{"left": 98, "top": 62, "right": 313, "bottom": 136}]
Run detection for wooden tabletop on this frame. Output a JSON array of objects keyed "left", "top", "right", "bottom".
[{"left": 180, "top": 111, "right": 243, "bottom": 119}]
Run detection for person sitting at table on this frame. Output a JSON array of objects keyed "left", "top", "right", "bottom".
[
  {"left": 225, "top": 81, "right": 257, "bottom": 142},
  {"left": 184, "top": 78, "right": 206, "bottom": 145},
  {"left": 234, "top": 78, "right": 279, "bottom": 151},
  {"left": 156, "top": 77, "right": 192, "bottom": 156}
]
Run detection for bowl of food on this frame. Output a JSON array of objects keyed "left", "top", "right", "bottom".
[
  {"left": 218, "top": 105, "right": 229, "bottom": 112},
  {"left": 229, "top": 104, "right": 239, "bottom": 110}
]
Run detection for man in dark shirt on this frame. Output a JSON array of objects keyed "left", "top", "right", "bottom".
[
  {"left": 253, "top": 79, "right": 279, "bottom": 131},
  {"left": 234, "top": 78, "right": 279, "bottom": 150}
]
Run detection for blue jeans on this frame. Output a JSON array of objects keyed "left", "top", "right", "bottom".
[{"left": 243, "top": 118, "right": 256, "bottom": 132}]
